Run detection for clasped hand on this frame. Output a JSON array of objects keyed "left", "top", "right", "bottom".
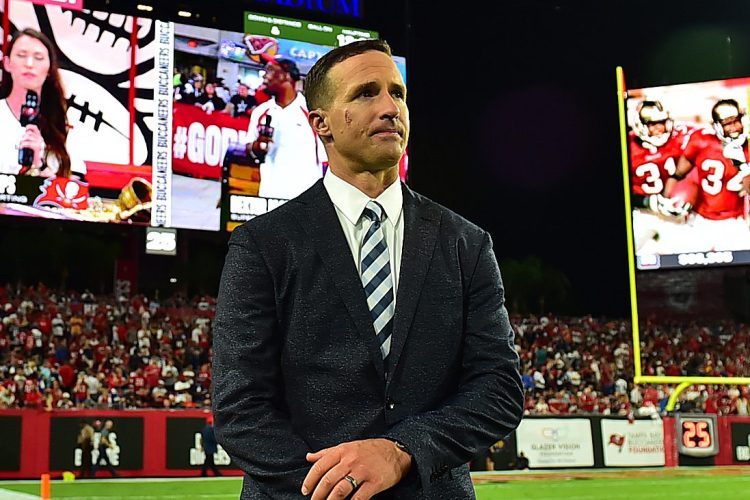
[
  {"left": 301, "top": 438, "right": 412, "bottom": 500},
  {"left": 19, "top": 124, "right": 46, "bottom": 172}
]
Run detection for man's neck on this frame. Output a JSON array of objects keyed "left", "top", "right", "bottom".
[
  {"left": 329, "top": 164, "right": 399, "bottom": 198},
  {"left": 274, "top": 86, "right": 297, "bottom": 108}
]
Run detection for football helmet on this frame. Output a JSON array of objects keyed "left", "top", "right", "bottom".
[
  {"left": 634, "top": 100, "right": 673, "bottom": 147},
  {"left": 711, "top": 99, "right": 746, "bottom": 144}
]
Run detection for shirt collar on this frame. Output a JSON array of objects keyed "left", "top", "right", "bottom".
[
  {"left": 270, "top": 92, "right": 306, "bottom": 111},
  {"left": 324, "top": 169, "right": 403, "bottom": 226}
]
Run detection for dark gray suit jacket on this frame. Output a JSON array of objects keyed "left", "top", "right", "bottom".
[{"left": 213, "top": 180, "right": 523, "bottom": 499}]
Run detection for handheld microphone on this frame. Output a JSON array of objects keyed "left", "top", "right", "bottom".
[
  {"left": 18, "top": 90, "right": 40, "bottom": 172},
  {"left": 254, "top": 114, "right": 274, "bottom": 164},
  {"left": 258, "top": 114, "right": 274, "bottom": 140}
]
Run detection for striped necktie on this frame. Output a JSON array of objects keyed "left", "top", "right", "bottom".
[{"left": 360, "top": 200, "right": 395, "bottom": 371}]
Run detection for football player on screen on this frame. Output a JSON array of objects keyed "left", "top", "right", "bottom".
[
  {"left": 629, "top": 100, "right": 695, "bottom": 254},
  {"left": 667, "top": 98, "right": 750, "bottom": 252}
]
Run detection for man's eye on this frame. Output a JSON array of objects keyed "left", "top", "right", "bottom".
[
  {"left": 359, "top": 90, "right": 374, "bottom": 98},
  {"left": 392, "top": 90, "right": 405, "bottom": 99}
]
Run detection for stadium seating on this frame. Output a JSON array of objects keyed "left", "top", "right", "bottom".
[{"left": 2, "top": 285, "right": 749, "bottom": 416}]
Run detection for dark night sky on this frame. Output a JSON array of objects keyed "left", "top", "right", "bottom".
[
  {"left": 391, "top": 0, "right": 750, "bottom": 315},
  {"left": 5, "top": 0, "right": 750, "bottom": 315}
]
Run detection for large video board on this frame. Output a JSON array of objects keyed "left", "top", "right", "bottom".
[
  {"left": 624, "top": 76, "right": 750, "bottom": 270},
  {"left": 218, "top": 12, "right": 406, "bottom": 231},
  {"left": 0, "top": 3, "right": 157, "bottom": 225},
  {"left": 0, "top": 4, "right": 405, "bottom": 231}
]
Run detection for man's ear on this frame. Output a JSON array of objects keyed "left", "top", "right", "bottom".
[{"left": 308, "top": 109, "right": 332, "bottom": 140}]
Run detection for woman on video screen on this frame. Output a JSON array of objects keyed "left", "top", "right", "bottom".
[{"left": 0, "top": 28, "right": 75, "bottom": 178}]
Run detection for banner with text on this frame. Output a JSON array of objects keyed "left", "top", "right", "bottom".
[
  {"left": 515, "top": 418, "right": 595, "bottom": 468},
  {"left": 152, "top": 20, "right": 175, "bottom": 227},
  {"left": 601, "top": 419, "right": 665, "bottom": 467},
  {"left": 172, "top": 103, "right": 251, "bottom": 180}
]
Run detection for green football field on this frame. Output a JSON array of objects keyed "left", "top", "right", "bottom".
[{"left": 1, "top": 470, "right": 749, "bottom": 499}]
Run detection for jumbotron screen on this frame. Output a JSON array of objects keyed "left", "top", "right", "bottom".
[
  {"left": 625, "top": 76, "right": 750, "bottom": 270},
  {"left": 0, "top": 4, "right": 405, "bottom": 231},
  {"left": 0, "top": 3, "right": 157, "bottom": 225},
  {"left": 219, "top": 12, "right": 407, "bottom": 231}
]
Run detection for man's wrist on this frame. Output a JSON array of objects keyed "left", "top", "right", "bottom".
[
  {"left": 386, "top": 439, "right": 413, "bottom": 474},
  {"left": 393, "top": 440, "right": 411, "bottom": 457}
]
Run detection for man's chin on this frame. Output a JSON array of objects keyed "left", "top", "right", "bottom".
[{"left": 363, "top": 158, "right": 403, "bottom": 176}]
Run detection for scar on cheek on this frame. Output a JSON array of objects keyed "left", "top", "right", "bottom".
[{"left": 345, "top": 110, "right": 352, "bottom": 125}]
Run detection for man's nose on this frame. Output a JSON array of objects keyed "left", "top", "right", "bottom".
[{"left": 378, "top": 93, "right": 400, "bottom": 120}]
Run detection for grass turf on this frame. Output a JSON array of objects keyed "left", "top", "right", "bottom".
[{"left": 1, "top": 474, "right": 749, "bottom": 499}]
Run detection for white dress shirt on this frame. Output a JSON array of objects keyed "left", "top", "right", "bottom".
[
  {"left": 323, "top": 169, "right": 404, "bottom": 298},
  {"left": 246, "top": 92, "right": 327, "bottom": 200}
]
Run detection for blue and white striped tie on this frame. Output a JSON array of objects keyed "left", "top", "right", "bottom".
[{"left": 360, "top": 201, "right": 394, "bottom": 370}]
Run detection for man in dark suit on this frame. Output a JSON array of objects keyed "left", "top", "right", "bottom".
[{"left": 213, "top": 39, "right": 524, "bottom": 500}]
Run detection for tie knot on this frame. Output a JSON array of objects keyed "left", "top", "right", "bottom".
[{"left": 362, "top": 201, "right": 385, "bottom": 223}]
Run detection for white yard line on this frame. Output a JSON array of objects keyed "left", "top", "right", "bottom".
[{"left": 0, "top": 488, "right": 38, "bottom": 500}]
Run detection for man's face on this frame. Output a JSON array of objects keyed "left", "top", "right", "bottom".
[
  {"left": 647, "top": 121, "right": 667, "bottom": 137},
  {"left": 263, "top": 63, "right": 290, "bottom": 95},
  {"left": 320, "top": 51, "right": 409, "bottom": 173},
  {"left": 721, "top": 116, "right": 744, "bottom": 139},
  {"left": 238, "top": 84, "right": 248, "bottom": 97}
]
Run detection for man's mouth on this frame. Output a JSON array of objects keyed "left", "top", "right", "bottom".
[{"left": 371, "top": 128, "right": 401, "bottom": 137}]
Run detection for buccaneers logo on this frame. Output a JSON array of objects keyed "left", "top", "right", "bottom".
[
  {"left": 34, "top": 177, "right": 89, "bottom": 210},
  {"left": 608, "top": 433, "right": 626, "bottom": 452}
]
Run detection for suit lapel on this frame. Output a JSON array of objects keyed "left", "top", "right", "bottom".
[
  {"left": 387, "top": 184, "right": 440, "bottom": 383},
  {"left": 299, "top": 181, "right": 387, "bottom": 382}
]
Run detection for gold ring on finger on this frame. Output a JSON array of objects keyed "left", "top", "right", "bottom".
[{"left": 344, "top": 475, "right": 358, "bottom": 490}]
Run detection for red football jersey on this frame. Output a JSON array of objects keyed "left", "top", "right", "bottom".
[
  {"left": 630, "top": 125, "right": 692, "bottom": 196},
  {"left": 683, "top": 130, "right": 746, "bottom": 220}
]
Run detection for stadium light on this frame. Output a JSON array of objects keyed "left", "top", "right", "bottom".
[
  {"left": 177, "top": 10, "right": 192, "bottom": 18},
  {"left": 136, "top": 4, "right": 153, "bottom": 11}
]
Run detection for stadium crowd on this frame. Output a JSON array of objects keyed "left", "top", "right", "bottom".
[{"left": 1, "top": 284, "right": 749, "bottom": 416}]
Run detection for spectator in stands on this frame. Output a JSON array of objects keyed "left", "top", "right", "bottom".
[
  {"left": 0, "top": 384, "right": 14, "bottom": 408},
  {"left": 161, "top": 359, "right": 178, "bottom": 390},
  {"left": 56, "top": 392, "right": 74, "bottom": 409},
  {"left": 521, "top": 370, "right": 534, "bottom": 393},
  {"left": 180, "top": 73, "right": 204, "bottom": 105},
  {"left": 532, "top": 367, "right": 545, "bottom": 394},
  {"left": 195, "top": 82, "right": 226, "bottom": 114},
  {"left": 227, "top": 83, "right": 257, "bottom": 118},
  {"left": 85, "top": 370, "right": 101, "bottom": 406},
  {"left": 3, "top": 283, "right": 750, "bottom": 419},
  {"left": 534, "top": 397, "right": 550, "bottom": 414},
  {"left": 73, "top": 372, "right": 88, "bottom": 408}
]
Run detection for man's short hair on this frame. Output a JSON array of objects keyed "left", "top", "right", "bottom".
[
  {"left": 304, "top": 39, "right": 392, "bottom": 111},
  {"left": 272, "top": 58, "right": 300, "bottom": 82}
]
